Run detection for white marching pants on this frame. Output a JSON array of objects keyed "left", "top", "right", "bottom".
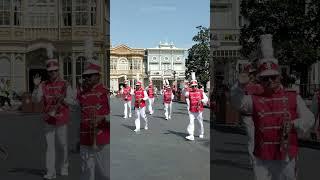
[
  {"left": 80, "top": 145, "right": 110, "bottom": 180},
  {"left": 44, "top": 124, "right": 69, "bottom": 175},
  {"left": 135, "top": 107, "right": 148, "bottom": 130},
  {"left": 148, "top": 97, "right": 154, "bottom": 114},
  {"left": 242, "top": 115, "right": 255, "bottom": 162},
  {"left": 187, "top": 112, "right": 204, "bottom": 136},
  {"left": 123, "top": 101, "right": 132, "bottom": 117},
  {"left": 186, "top": 98, "right": 190, "bottom": 114},
  {"left": 254, "top": 158, "right": 296, "bottom": 180},
  {"left": 164, "top": 102, "right": 173, "bottom": 119}
]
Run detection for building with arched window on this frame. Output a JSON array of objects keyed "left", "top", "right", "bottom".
[
  {"left": 0, "top": 0, "right": 110, "bottom": 93},
  {"left": 110, "top": 44, "right": 145, "bottom": 91}
]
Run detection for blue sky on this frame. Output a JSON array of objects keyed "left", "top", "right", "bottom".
[{"left": 110, "top": 0, "right": 209, "bottom": 49}]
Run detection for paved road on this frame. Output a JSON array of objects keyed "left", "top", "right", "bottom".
[
  {"left": 110, "top": 96, "right": 210, "bottom": 180},
  {"left": 211, "top": 124, "right": 320, "bottom": 179},
  {"left": 0, "top": 109, "right": 81, "bottom": 180}
]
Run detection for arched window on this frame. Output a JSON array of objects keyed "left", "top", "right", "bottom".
[
  {"left": 63, "top": 57, "right": 72, "bottom": 84},
  {"left": 76, "top": 56, "right": 86, "bottom": 83},
  {"left": 118, "top": 58, "right": 128, "bottom": 71},
  {"left": 0, "top": 56, "right": 11, "bottom": 79}
]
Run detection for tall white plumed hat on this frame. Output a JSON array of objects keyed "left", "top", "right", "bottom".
[
  {"left": 258, "top": 34, "right": 280, "bottom": 77},
  {"left": 190, "top": 72, "right": 198, "bottom": 86}
]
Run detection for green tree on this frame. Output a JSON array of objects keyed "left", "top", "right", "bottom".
[
  {"left": 185, "top": 26, "right": 210, "bottom": 90},
  {"left": 240, "top": 0, "right": 320, "bottom": 85}
]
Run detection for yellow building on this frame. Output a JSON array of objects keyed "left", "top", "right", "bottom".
[
  {"left": 0, "top": 0, "right": 110, "bottom": 93},
  {"left": 110, "top": 44, "right": 145, "bottom": 91}
]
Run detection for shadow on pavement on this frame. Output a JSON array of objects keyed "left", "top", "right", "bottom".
[
  {"left": 164, "top": 130, "right": 188, "bottom": 139},
  {"left": 121, "top": 124, "right": 136, "bottom": 131},
  {"left": 211, "top": 159, "right": 252, "bottom": 171},
  {"left": 112, "top": 114, "right": 124, "bottom": 118},
  {"left": 214, "top": 148, "right": 248, "bottom": 155},
  {"left": 8, "top": 168, "right": 45, "bottom": 177}
]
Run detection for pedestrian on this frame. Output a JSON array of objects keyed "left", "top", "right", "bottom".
[
  {"left": 3, "top": 79, "right": 12, "bottom": 109},
  {"left": 230, "top": 34, "right": 314, "bottom": 180},
  {"left": 185, "top": 72, "right": 208, "bottom": 141},
  {"left": 32, "top": 58, "right": 73, "bottom": 179},
  {"left": 146, "top": 77, "right": 155, "bottom": 115},
  {"left": 0, "top": 78, "right": 6, "bottom": 110},
  {"left": 76, "top": 59, "right": 110, "bottom": 180},
  {"left": 119, "top": 75, "right": 133, "bottom": 119},
  {"left": 163, "top": 79, "right": 174, "bottom": 120},
  {"left": 133, "top": 74, "right": 149, "bottom": 132}
]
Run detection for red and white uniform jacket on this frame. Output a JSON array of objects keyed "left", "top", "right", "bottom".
[
  {"left": 134, "top": 87, "right": 148, "bottom": 108},
  {"left": 32, "top": 78, "right": 71, "bottom": 126},
  {"left": 231, "top": 82, "right": 315, "bottom": 160},
  {"left": 185, "top": 88, "right": 208, "bottom": 113},
  {"left": 77, "top": 83, "right": 110, "bottom": 146},
  {"left": 120, "top": 86, "right": 133, "bottom": 101},
  {"left": 147, "top": 85, "right": 155, "bottom": 98},
  {"left": 244, "top": 82, "right": 264, "bottom": 95},
  {"left": 163, "top": 89, "right": 174, "bottom": 104}
]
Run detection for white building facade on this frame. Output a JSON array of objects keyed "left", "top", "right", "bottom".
[{"left": 145, "top": 42, "right": 186, "bottom": 90}]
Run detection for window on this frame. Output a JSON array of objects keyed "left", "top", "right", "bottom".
[
  {"left": 62, "top": 0, "right": 72, "bottom": 26},
  {"left": 0, "top": 0, "right": 10, "bottom": 25},
  {"left": 118, "top": 58, "right": 128, "bottom": 70},
  {"left": 110, "top": 58, "right": 117, "bottom": 70},
  {"left": 74, "top": 0, "right": 88, "bottom": 26},
  {"left": 90, "top": 0, "right": 96, "bottom": 26},
  {"left": 13, "top": 0, "right": 22, "bottom": 26},
  {"left": 76, "top": 56, "right": 86, "bottom": 83},
  {"left": 0, "top": 57, "right": 10, "bottom": 79},
  {"left": 63, "top": 57, "right": 72, "bottom": 84},
  {"left": 26, "top": 1, "right": 57, "bottom": 27}
]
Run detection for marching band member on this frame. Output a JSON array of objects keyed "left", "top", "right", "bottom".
[
  {"left": 133, "top": 74, "right": 149, "bottom": 132},
  {"left": 185, "top": 72, "right": 208, "bottom": 141},
  {"left": 146, "top": 77, "right": 155, "bottom": 115},
  {"left": 230, "top": 34, "right": 314, "bottom": 180},
  {"left": 311, "top": 89, "right": 320, "bottom": 140},
  {"left": 32, "top": 58, "right": 73, "bottom": 179},
  {"left": 119, "top": 75, "right": 133, "bottom": 118},
  {"left": 163, "top": 79, "right": 174, "bottom": 120},
  {"left": 77, "top": 59, "right": 110, "bottom": 180}
]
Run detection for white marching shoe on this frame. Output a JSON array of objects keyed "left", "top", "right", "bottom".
[
  {"left": 129, "top": 114, "right": 132, "bottom": 118},
  {"left": 134, "top": 129, "right": 140, "bottom": 132},
  {"left": 199, "top": 135, "right": 204, "bottom": 139},
  {"left": 185, "top": 135, "right": 195, "bottom": 141},
  {"left": 43, "top": 173, "right": 56, "bottom": 179}
]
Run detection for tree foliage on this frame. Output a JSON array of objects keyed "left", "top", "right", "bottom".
[
  {"left": 185, "top": 26, "right": 210, "bottom": 88},
  {"left": 240, "top": 0, "right": 320, "bottom": 83}
]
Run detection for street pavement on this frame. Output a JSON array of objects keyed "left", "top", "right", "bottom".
[
  {"left": 110, "top": 96, "right": 210, "bottom": 180},
  {"left": 0, "top": 108, "right": 81, "bottom": 180},
  {"left": 1, "top": 96, "right": 319, "bottom": 180}
]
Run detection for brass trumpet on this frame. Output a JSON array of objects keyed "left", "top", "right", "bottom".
[{"left": 280, "top": 110, "right": 291, "bottom": 154}]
